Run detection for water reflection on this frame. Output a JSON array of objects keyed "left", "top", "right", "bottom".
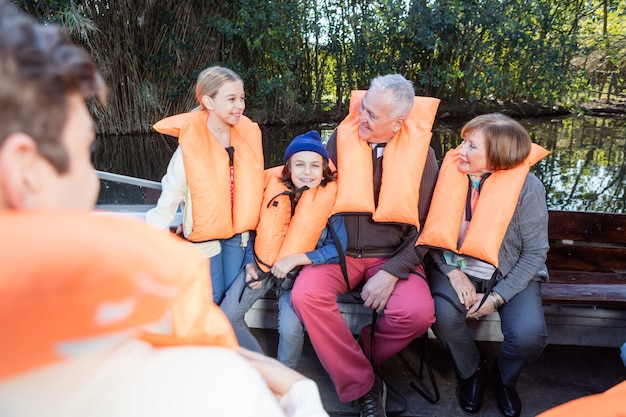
[
  {"left": 94, "top": 116, "right": 626, "bottom": 213},
  {"left": 436, "top": 116, "right": 626, "bottom": 213}
]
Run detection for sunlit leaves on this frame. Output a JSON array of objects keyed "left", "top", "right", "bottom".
[{"left": 14, "top": 0, "right": 626, "bottom": 131}]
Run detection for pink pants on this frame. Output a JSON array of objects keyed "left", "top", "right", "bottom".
[{"left": 291, "top": 257, "right": 435, "bottom": 402}]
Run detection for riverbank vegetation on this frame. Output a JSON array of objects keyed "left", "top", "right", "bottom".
[{"left": 15, "top": 0, "right": 626, "bottom": 133}]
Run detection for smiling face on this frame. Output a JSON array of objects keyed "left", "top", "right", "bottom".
[
  {"left": 357, "top": 88, "right": 403, "bottom": 144},
  {"left": 203, "top": 79, "right": 245, "bottom": 127},
  {"left": 288, "top": 151, "right": 324, "bottom": 190},
  {"left": 457, "top": 129, "right": 492, "bottom": 176}
]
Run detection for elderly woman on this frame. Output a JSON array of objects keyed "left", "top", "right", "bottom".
[{"left": 417, "top": 113, "right": 550, "bottom": 417}]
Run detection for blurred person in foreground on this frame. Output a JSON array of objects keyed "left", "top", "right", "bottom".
[
  {"left": 0, "top": 1, "right": 327, "bottom": 416},
  {"left": 536, "top": 379, "right": 626, "bottom": 417}
]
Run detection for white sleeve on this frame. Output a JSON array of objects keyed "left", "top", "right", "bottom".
[
  {"left": 0, "top": 341, "right": 298, "bottom": 417},
  {"left": 146, "top": 147, "right": 187, "bottom": 231},
  {"left": 279, "top": 379, "right": 329, "bottom": 417}
]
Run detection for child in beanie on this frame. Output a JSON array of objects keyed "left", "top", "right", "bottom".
[{"left": 221, "top": 131, "right": 346, "bottom": 368}]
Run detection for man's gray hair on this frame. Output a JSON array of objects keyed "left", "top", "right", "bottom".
[{"left": 369, "top": 74, "right": 415, "bottom": 118}]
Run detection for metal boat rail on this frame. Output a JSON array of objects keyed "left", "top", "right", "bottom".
[{"left": 95, "top": 170, "right": 182, "bottom": 225}]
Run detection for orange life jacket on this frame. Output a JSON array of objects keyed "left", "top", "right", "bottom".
[
  {"left": 0, "top": 211, "right": 237, "bottom": 380},
  {"left": 416, "top": 144, "right": 549, "bottom": 266},
  {"left": 332, "top": 90, "right": 440, "bottom": 228},
  {"left": 536, "top": 380, "right": 626, "bottom": 417},
  {"left": 154, "top": 110, "right": 264, "bottom": 241},
  {"left": 254, "top": 166, "right": 337, "bottom": 272}
]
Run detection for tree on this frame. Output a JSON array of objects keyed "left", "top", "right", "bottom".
[{"left": 14, "top": 0, "right": 626, "bottom": 133}]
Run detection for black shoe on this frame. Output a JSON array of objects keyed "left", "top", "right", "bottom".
[
  {"left": 357, "top": 375, "right": 387, "bottom": 417},
  {"left": 492, "top": 359, "right": 522, "bottom": 417},
  {"left": 457, "top": 358, "right": 488, "bottom": 414}
]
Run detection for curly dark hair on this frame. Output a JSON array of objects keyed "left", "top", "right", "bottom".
[{"left": 0, "top": 0, "right": 105, "bottom": 173}]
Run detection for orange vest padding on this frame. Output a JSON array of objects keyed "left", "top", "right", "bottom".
[
  {"left": 254, "top": 166, "right": 337, "bottom": 272},
  {"left": 536, "top": 380, "right": 626, "bottom": 417},
  {"left": 0, "top": 212, "right": 237, "bottom": 380},
  {"left": 332, "top": 90, "right": 440, "bottom": 228},
  {"left": 154, "top": 110, "right": 264, "bottom": 241},
  {"left": 416, "top": 144, "right": 549, "bottom": 266}
]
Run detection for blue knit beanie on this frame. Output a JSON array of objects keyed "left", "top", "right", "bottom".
[{"left": 283, "top": 130, "right": 328, "bottom": 163}]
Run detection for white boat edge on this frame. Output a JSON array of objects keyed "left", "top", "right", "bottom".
[{"left": 95, "top": 170, "right": 182, "bottom": 226}]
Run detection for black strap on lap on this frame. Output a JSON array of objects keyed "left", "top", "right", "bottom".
[
  {"left": 328, "top": 220, "right": 438, "bottom": 410},
  {"left": 399, "top": 267, "right": 440, "bottom": 405},
  {"left": 431, "top": 291, "right": 467, "bottom": 315},
  {"left": 238, "top": 270, "right": 271, "bottom": 303},
  {"left": 239, "top": 265, "right": 302, "bottom": 303},
  {"left": 327, "top": 218, "right": 361, "bottom": 302},
  {"left": 328, "top": 218, "right": 382, "bottom": 400},
  {"left": 399, "top": 333, "right": 440, "bottom": 404},
  {"left": 476, "top": 268, "right": 499, "bottom": 310},
  {"left": 431, "top": 267, "right": 499, "bottom": 316}
]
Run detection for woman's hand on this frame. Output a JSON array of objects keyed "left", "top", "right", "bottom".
[
  {"left": 466, "top": 293, "right": 495, "bottom": 319},
  {"left": 447, "top": 268, "right": 478, "bottom": 310},
  {"left": 245, "top": 263, "right": 262, "bottom": 290}
]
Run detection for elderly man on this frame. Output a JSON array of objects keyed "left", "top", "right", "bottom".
[
  {"left": 292, "top": 74, "right": 440, "bottom": 417},
  {"left": 0, "top": 2, "right": 327, "bottom": 416}
]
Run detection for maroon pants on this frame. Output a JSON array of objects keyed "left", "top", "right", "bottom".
[{"left": 291, "top": 257, "right": 435, "bottom": 402}]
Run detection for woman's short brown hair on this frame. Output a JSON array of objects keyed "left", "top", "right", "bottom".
[{"left": 461, "top": 113, "right": 532, "bottom": 171}]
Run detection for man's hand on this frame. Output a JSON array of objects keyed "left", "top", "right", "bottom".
[{"left": 360, "top": 269, "right": 398, "bottom": 312}]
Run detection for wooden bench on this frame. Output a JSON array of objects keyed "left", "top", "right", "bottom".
[
  {"left": 469, "top": 210, "right": 626, "bottom": 347},
  {"left": 94, "top": 172, "right": 625, "bottom": 346},
  {"left": 542, "top": 210, "right": 626, "bottom": 308},
  {"left": 527, "top": 210, "right": 626, "bottom": 348},
  {"left": 246, "top": 210, "right": 626, "bottom": 348}
]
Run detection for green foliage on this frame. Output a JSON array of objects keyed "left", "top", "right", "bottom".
[
  {"left": 15, "top": 0, "right": 626, "bottom": 132},
  {"left": 575, "top": 0, "right": 626, "bottom": 102}
]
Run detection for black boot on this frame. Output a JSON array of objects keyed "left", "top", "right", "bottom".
[
  {"left": 492, "top": 359, "right": 522, "bottom": 417},
  {"left": 457, "top": 358, "right": 487, "bottom": 414}
]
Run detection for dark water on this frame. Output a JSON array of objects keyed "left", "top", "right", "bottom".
[{"left": 94, "top": 116, "right": 626, "bottom": 213}]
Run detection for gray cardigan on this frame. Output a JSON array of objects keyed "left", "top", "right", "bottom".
[{"left": 430, "top": 173, "right": 549, "bottom": 302}]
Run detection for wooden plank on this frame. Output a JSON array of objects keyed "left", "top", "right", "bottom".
[
  {"left": 548, "top": 210, "right": 626, "bottom": 244},
  {"left": 541, "top": 283, "right": 626, "bottom": 307},
  {"left": 547, "top": 244, "right": 626, "bottom": 272},
  {"left": 548, "top": 270, "right": 626, "bottom": 285},
  {"left": 246, "top": 297, "right": 626, "bottom": 347}
]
